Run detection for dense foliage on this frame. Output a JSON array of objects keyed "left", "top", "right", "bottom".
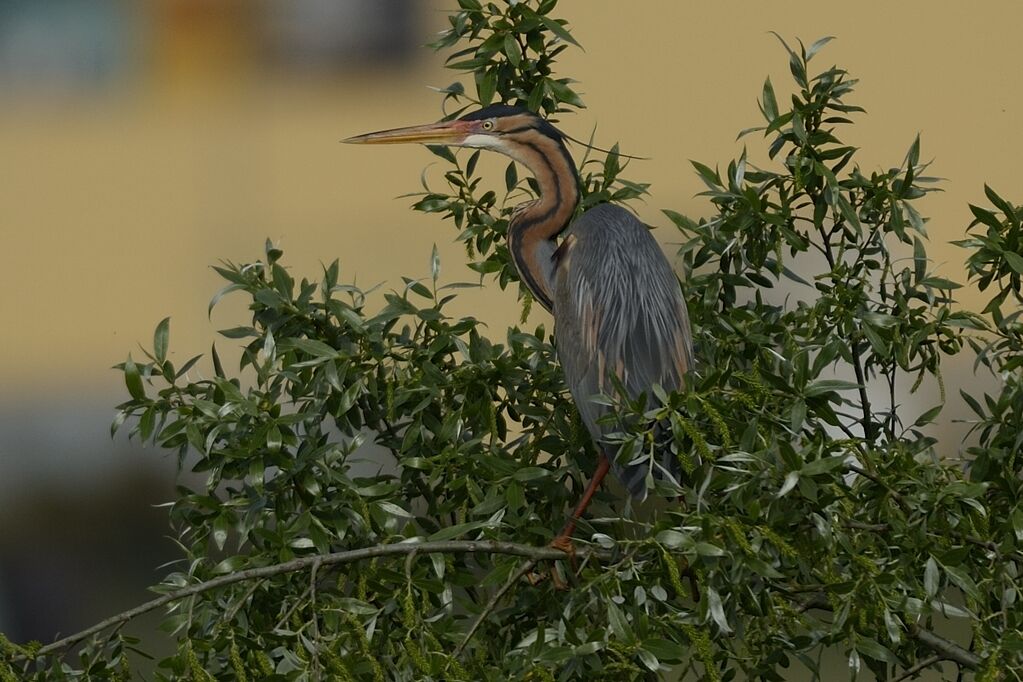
[{"left": 3, "top": 1, "right": 1022, "bottom": 680}]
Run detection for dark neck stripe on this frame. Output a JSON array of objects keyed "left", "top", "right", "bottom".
[{"left": 503, "top": 127, "right": 580, "bottom": 313}]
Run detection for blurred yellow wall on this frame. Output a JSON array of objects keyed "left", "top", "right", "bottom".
[{"left": 2, "top": 1, "right": 1021, "bottom": 400}]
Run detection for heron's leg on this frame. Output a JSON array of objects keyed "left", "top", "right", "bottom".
[
  {"left": 537, "top": 453, "right": 611, "bottom": 590},
  {"left": 551, "top": 452, "right": 612, "bottom": 547}
]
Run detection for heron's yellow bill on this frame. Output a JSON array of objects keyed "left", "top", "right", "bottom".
[{"left": 342, "top": 120, "right": 472, "bottom": 146}]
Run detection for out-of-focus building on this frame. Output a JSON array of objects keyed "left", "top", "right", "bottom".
[{"left": 0, "top": 6, "right": 1020, "bottom": 681}]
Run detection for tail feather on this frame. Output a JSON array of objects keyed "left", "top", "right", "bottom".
[{"left": 607, "top": 425, "right": 683, "bottom": 500}]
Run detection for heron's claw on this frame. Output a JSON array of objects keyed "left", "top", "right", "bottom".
[
  {"left": 549, "top": 534, "right": 576, "bottom": 558},
  {"left": 548, "top": 535, "right": 577, "bottom": 590}
]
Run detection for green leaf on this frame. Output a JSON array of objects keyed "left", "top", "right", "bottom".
[
  {"left": 375, "top": 501, "right": 413, "bottom": 519},
  {"left": 607, "top": 602, "right": 632, "bottom": 640},
  {"left": 503, "top": 33, "right": 521, "bottom": 67},
  {"left": 124, "top": 355, "right": 145, "bottom": 400},
  {"left": 642, "top": 638, "right": 685, "bottom": 662},
  {"left": 505, "top": 161, "right": 518, "bottom": 192},
  {"left": 655, "top": 529, "right": 686, "bottom": 549},
  {"left": 512, "top": 466, "right": 549, "bottom": 482},
  {"left": 913, "top": 237, "right": 927, "bottom": 282},
  {"left": 777, "top": 471, "right": 799, "bottom": 498},
  {"left": 429, "top": 520, "right": 495, "bottom": 542},
  {"left": 477, "top": 70, "right": 497, "bottom": 106},
  {"left": 691, "top": 161, "right": 721, "bottom": 190},
  {"left": 153, "top": 317, "right": 170, "bottom": 365},
  {"left": 706, "top": 587, "right": 732, "bottom": 633},
  {"left": 801, "top": 455, "right": 845, "bottom": 476},
  {"left": 694, "top": 542, "right": 726, "bottom": 557},
  {"left": 761, "top": 77, "right": 779, "bottom": 122},
  {"left": 212, "top": 513, "right": 230, "bottom": 552},
  {"left": 924, "top": 556, "right": 939, "bottom": 599},
  {"left": 538, "top": 16, "right": 582, "bottom": 48},
  {"left": 941, "top": 562, "right": 981, "bottom": 602},
  {"left": 1011, "top": 507, "right": 1023, "bottom": 542},
  {"left": 1004, "top": 251, "right": 1023, "bottom": 274},
  {"left": 804, "top": 35, "right": 835, "bottom": 60},
  {"left": 984, "top": 184, "right": 1017, "bottom": 221},
  {"left": 914, "top": 404, "right": 942, "bottom": 427},
  {"left": 855, "top": 637, "right": 896, "bottom": 664},
  {"left": 804, "top": 379, "right": 860, "bottom": 397},
  {"left": 970, "top": 203, "right": 1003, "bottom": 230},
  {"left": 284, "top": 338, "right": 338, "bottom": 358}
]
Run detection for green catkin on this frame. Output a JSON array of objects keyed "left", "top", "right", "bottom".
[
  {"left": 674, "top": 445, "right": 695, "bottom": 475},
  {"left": 722, "top": 518, "right": 752, "bottom": 556},
  {"left": 402, "top": 586, "right": 418, "bottom": 630},
  {"left": 677, "top": 418, "right": 711, "bottom": 471},
  {"left": 257, "top": 651, "right": 275, "bottom": 677},
  {"left": 680, "top": 624, "right": 720, "bottom": 682},
  {"left": 977, "top": 645, "right": 1000, "bottom": 682},
  {"left": 355, "top": 496, "right": 372, "bottom": 530},
  {"left": 357, "top": 566, "right": 370, "bottom": 602},
  {"left": 116, "top": 651, "right": 131, "bottom": 681},
  {"left": 487, "top": 397, "right": 498, "bottom": 449},
  {"left": 520, "top": 292, "right": 533, "bottom": 323},
  {"left": 345, "top": 614, "right": 384, "bottom": 682},
  {"left": 756, "top": 525, "right": 797, "bottom": 560},
  {"left": 186, "top": 642, "right": 214, "bottom": 682},
  {"left": 323, "top": 648, "right": 355, "bottom": 682},
  {"left": 698, "top": 397, "right": 732, "bottom": 448},
  {"left": 404, "top": 636, "right": 431, "bottom": 676},
  {"left": 661, "top": 549, "right": 687, "bottom": 598},
  {"left": 527, "top": 666, "right": 556, "bottom": 682},
  {"left": 385, "top": 381, "right": 395, "bottom": 421},
  {"left": 0, "top": 633, "right": 15, "bottom": 682},
  {"left": 228, "top": 635, "right": 248, "bottom": 682}
]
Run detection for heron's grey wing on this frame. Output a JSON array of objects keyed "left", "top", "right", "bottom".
[{"left": 553, "top": 203, "right": 693, "bottom": 498}]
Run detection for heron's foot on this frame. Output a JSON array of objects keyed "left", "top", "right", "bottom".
[
  {"left": 547, "top": 534, "right": 577, "bottom": 590},
  {"left": 549, "top": 534, "right": 576, "bottom": 558}
]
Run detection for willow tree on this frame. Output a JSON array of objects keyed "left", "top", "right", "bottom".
[{"left": 3, "top": 1, "right": 1021, "bottom": 680}]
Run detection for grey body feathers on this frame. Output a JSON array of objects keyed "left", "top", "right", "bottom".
[{"left": 552, "top": 203, "right": 694, "bottom": 498}]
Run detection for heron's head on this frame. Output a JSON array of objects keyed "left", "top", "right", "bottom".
[{"left": 343, "top": 104, "right": 566, "bottom": 156}]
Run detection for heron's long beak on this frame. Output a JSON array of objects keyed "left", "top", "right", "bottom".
[{"left": 342, "top": 119, "right": 472, "bottom": 146}]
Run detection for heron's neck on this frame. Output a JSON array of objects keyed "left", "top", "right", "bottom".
[{"left": 505, "top": 137, "right": 579, "bottom": 312}]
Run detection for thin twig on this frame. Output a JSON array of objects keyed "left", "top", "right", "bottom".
[
  {"left": 893, "top": 654, "right": 944, "bottom": 682},
  {"left": 791, "top": 592, "right": 979, "bottom": 671},
  {"left": 223, "top": 579, "right": 264, "bottom": 624},
  {"left": 309, "top": 557, "right": 322, "bottom": 681},
  {"left": 846, "top": 463, "right": 909, "bottom": 512},
  {"left": 453, "top": 559, "right": 537, "bottom": 659},
  {"left": 13, "top": 540, "right": 604, "bottom": 662}
]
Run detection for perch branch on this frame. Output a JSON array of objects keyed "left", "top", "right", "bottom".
[{"left": 13, "top": 540, "right": 605, "bottom": 662}]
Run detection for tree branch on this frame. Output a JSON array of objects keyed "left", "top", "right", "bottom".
[
  {"left": 454, "top": 558, "right": 537, "bottom": 658},
  {"left": 908, "top": 625, "right": 981, "bottom": 670},
  {"left": 794, "top": 593, "right": 980, "bottom": 671},
  {"left": 10, "top": 538, "right": 985, "bottom": 675},
  {"left": 892, "top": 654, "right": 944, "bottom": 682},
  {"left": 12, "top": 540, "right": 605, "bottom": 663}
]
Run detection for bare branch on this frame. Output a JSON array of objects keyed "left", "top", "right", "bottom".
[
  {"left": 12, "top": 540, "right": 605, "bottom": 663},
  {"left": 893, "top": 654, "right": 944, "bottom": 682},
  {"left": 792, "top": 592, "right": 979, "bottom": 671},
  {"left": 454, "top": 559, "right": 537, "bottom": 659},
  {"left": 909, "top": 625, "right": 981, "bottom": 671}
]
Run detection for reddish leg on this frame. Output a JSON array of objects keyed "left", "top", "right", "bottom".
[{"left": 551, "top": 453, "right": 612, "bottom": 549}]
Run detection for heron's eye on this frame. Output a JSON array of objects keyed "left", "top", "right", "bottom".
[{"left": 482, "top": 119, "right": 495, "bottom": 131}]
